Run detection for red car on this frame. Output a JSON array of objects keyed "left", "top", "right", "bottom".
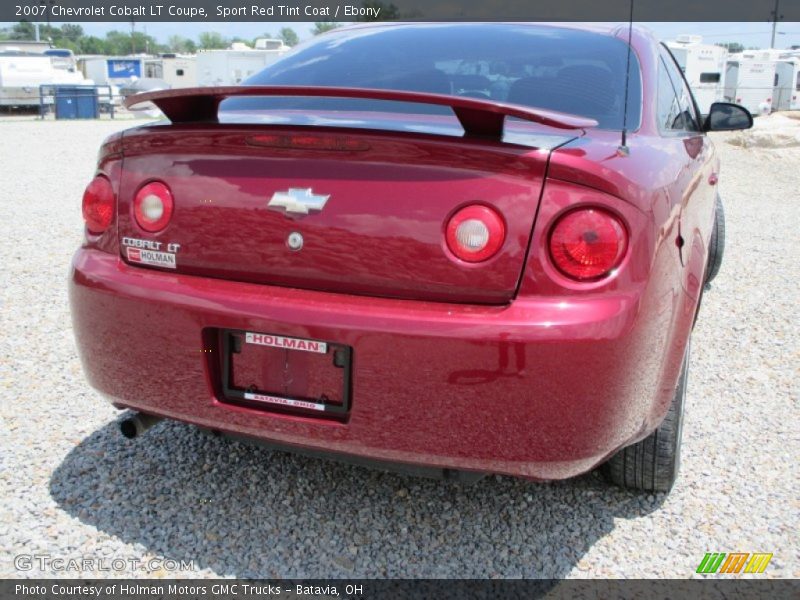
[{"left": 70, "top": 23, "right": 752, "bottom": 492}]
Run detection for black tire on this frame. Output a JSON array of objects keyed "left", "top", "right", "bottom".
[
  {"left": 601, "top": 343, "right": 689, "bottom": 493},
  {"left": 705, "top": 196, "right": 725, "bottom": 284}
]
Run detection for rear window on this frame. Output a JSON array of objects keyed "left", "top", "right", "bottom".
[
  {"left": 700, "top": 72, "right": 721, "bottom": 83},
  {"left": 224, "top": 24, "right": 642, "bottom": 131}
]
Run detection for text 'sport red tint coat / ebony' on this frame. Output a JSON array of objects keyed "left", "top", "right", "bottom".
[{"left": 69, "top": 23, "right": 730, "bottom": 483}]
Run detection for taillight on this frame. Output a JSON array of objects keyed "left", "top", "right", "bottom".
[
  {"left": 548, "top": 208, "right": 628, "bottom": 280},
  {"left": 82, "top": 175, "right": 115, "bottom": 234},
  {"left": 133, "top": 181, "right": 174, "bottom": 232},
  {"left": 445, "top": 204, "right": 505, "bottom": 263}
]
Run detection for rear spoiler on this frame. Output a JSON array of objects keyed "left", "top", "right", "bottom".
[{"left": 124, "top": 85, "right": 597, "bottom": 138}]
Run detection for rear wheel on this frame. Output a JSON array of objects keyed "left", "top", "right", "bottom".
[
  {"left": 705, "top": 196, "right": 725, "bottom": 285},
  {"left": 601, "top": 343, "right": 689, "bottom": 493}
]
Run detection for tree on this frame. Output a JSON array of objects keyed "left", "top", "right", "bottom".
[
  {"left": 716, "top": 42, "right": 744, "bottom": 54},
  {"left": 102, "top": 30, "right": 135, "bottom": 54},
  {"left": 279, "top": 27, "right": 299, "bottom": 47},
  {"left": 79, "top": 36, "right": 107, "bottom": 55},
  {"left": 10, "top": 21, "right": 35, "bottom": 40},
  {"left": 129, "top": 31, "right": 162, "bottom": 54},
  {"left": 198, "top": 31, "right": 228, "bottom": 50},
  {"left": 312, "top": 22, "right": 340, "bottom": 36},
  {"left": 230, "top": 36, "right": 251, "bottom": 47},
  {"left": 59, "top": 24, "right": 84, "bottom": 43},
  {"left": 168, "top": 35, "right": 196, "bottom": 54}
]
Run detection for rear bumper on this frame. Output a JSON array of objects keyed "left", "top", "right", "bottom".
[{"left": 69, "top": 248, "right": 687, "bottom": 480}]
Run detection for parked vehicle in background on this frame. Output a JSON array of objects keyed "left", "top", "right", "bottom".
[
  {"left": 79, "top": 56, "right": 148, "bottom": 107},
  {"left": 666, "top": 35, "right": 727, "bottom": 116},
  {"left": 773, "top": 58, "right": 800, "bottom": 111},
  {"left": 81, "top": 56, "right": 145, "bottom": 86},
  {"left": 119, "top": 77, "right": 170, "bottom": 99},
  {"left": 196, "top": 40, "right": 290, "bottom": 86},
  {"left": 0, "top": 52, "right": 55, "bottom": 106},
  {"left": 44, "top": 48, "right": 83, "bottom": 76},
  {"left": 724, "top": 54, "right": 778, "bottom": 114},
  {"left": 0, "top": 51, "right": 90, "bottom": 107},
  {"left": 160, "top": 55, "right": 197, "bottom": 89},
  {"left": 71, "top": 23, "right": 752, "bottom": 494}
]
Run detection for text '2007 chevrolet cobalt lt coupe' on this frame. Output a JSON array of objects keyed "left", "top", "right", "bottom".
[{"left": 70, "top": 23, "right": 752, "bottom": 492}]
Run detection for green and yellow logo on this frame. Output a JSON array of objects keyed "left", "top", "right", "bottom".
[{"left": 696, "top": 552, "right": 773, "bottom": 574}]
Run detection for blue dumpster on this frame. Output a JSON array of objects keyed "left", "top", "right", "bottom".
[{"left": 54, "top": 86, "right": 99, "bottom": 120}]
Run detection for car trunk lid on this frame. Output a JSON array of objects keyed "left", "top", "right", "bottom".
[{"left": 117, "top": 87, "right": 591, "bottom": 303}]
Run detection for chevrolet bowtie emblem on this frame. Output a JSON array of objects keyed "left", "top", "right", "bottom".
[{"left": 267, "top": 188, "right": 330, "bottom": 216}]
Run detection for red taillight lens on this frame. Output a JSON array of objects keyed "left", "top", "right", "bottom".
[
  {"left": 445, "top": 204, "right": 505, "bottom": 263},
  {"left": 133, "top": 181, "right": 174, "bottom": 232},
  {"left": 82, "top": 175, "right": 115, "bottom": 234},
  {"left": 548, "top": 208, "right": 628, "bottom": 280}
]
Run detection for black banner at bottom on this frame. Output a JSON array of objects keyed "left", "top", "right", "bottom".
[{"left": 3, "top": 579, "right": 800, "bottom": 600}]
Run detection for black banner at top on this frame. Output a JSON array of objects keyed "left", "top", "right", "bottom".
[{"left": 3, "top": 0, "right": 800, "bottom": 22}]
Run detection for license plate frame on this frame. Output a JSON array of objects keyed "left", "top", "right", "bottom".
[{"left": 219, "top": 329, "right": 352, "bottom": 418}]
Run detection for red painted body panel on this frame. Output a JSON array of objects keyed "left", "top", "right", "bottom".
[
  {"left": 125, "top": 85, "right": 599, "bottom": 132},
  {"left": 116, "top": 125, "right": 556, "bottom": 304},
  {"left": 70, "top": 247, "right": 694, "bottom": 479},
  {"left": 69, "top": 23, "right": 718, "bottom": 480}
]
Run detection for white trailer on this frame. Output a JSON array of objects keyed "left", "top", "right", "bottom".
[
  {"left": 724, "top": 55, "right": 777, "bottom": 115},
  {"left": 0, "top": 53, "right": 55, "bottom": 106},
  {"left": 81, "top": 57, "right": 145, "bottom": 87},
  {"left": 0, "top": 52, "right": 89, "bottom": 106},
  {"left": 666, "top": 35, "right": 728, "bottom": 115},
  {"left": 773, "top": 58, "right": 800, "bottom": 111},
  {"left": 197, "top": 44, "right": 290, "bottom": 87},
  {"left": 160, "top": 55, "right": 197, "bottom": 88}
]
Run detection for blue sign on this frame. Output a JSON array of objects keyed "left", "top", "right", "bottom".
[{"left": 106, "top": 59, "right": 141, "bottom": 78}]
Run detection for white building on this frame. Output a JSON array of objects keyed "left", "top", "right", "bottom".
[
  {"left": 80, "top": 56, "right": 146, "bottom": 86},
  {"left": 197, "top": 40, "right": 290, "bottom": 87},
  {"left": 724, "top": 54, "right": 778, "bottom": 115},
  {"left": 666, "top": 35, "right": 728, "bottom": 115},
  {"left": 144, "top": 54, "right": 197, "bottom": 88},
  {"left": 773, "top": 58, "right": 800, "bottom": 111}
]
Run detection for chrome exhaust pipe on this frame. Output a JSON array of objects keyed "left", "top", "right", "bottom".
[{"left": 119, "top": 412, "right": 163, "bottom": 439}]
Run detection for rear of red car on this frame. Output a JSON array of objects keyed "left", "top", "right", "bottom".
[{"left": 70, "top": 23, "right": 694, "bottom": 482}]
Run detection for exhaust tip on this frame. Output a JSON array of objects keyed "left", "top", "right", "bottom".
[
  {"left": 119, "top": 418, "right": 138, "bottom": 439},
  {"left": 119, "top": 412, "right": 163, "bottom": 439}
]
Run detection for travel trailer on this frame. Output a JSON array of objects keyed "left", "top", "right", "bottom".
[
  {"left": 666, "top": 35, "right": 728, "bottom": 115},
  {"left": 724, "top": 54, "right": 777, "bottom": 115},
  {"left": 81, "top": 56, "right": 146, "bottom": 87},
  {"left": 197, "top": 40, "right": 290, "bottom": 86},
  {"left": 0, "top": 52, "right": 54, "bottom": 106},
  {"left": 144, "top": 54, "right": 197, "bottom": 88},
  {"left": 0, "top": 51, "right": 89, "bottom": 107},
  {"left": 773, "top": 58, "right": 800, "bottom": 111},
  {"left": 159, "top": 55, "right": 197, "bottom": 88}
]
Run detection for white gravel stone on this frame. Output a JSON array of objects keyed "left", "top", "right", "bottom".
[{"left": 0, "top": 115, "right": 797, "bottom": 579}]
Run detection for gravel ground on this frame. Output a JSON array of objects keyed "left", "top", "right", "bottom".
[{"left": 0, "top": 115, "right": 798, "bottom": 579}]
